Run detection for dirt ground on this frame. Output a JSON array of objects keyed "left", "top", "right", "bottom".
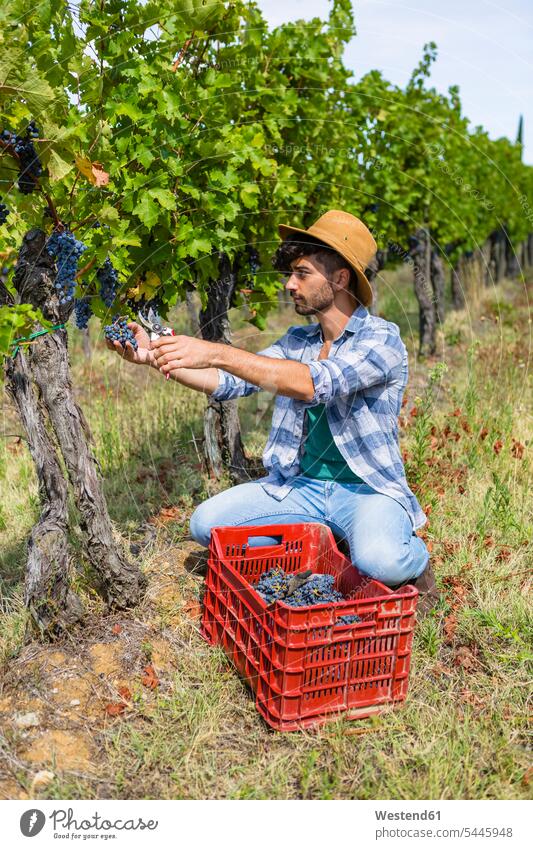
[{"left": 0, "top": 540, "right": 208, "bottom": 799}]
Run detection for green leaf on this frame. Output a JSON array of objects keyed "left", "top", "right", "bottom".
[
  {"left": 98, "top": 205, "right": 120, "bottom": 226},
  {"left": 113, "top": 233, "right": 142, "bottom": 248},
  {"left": 0, "top": 304, "right": 46, "bottom": 357},
  {"left": 148, "top": 188, "right": 175, "bottom": 210},
  {"left": 0, "top": 56, "right": 55, "bottom": 113},
  {"left": 133, "top": 194, "right": 160, "bottom": 228},
  {"left": 240, "top": 183, "right": 260, "bottom": 209},
  {"left": 187, "top": 236, "right": 212, "bottom": 258},
  {"left": 111, "top": 101, "right": 144, "bottom": 122},
  {"left": 46, "top": 150, "right": 74, "bottom": 181}
]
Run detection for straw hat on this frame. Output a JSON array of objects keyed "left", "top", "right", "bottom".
[{"left": 278, "top": 209, "right": 378, "bottom": 307}]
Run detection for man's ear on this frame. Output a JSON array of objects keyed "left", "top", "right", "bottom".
[{"left": 333, "top": 267, "right": 352, "bottom": 292}]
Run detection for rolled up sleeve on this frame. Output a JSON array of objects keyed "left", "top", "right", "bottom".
[
  {"left": 307, "top": 331, "right": 406, "bottom": 405},
  {"left": 209, "top": 368, "right": 261, "bottom": 401}
]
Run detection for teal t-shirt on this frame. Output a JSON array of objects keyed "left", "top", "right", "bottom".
[{"left": 300, "top": 404, "right": 365, "bottom": 483}]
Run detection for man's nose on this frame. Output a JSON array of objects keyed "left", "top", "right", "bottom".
[{"left": 284, "top": 273, "right": 298, "bottom": 291}]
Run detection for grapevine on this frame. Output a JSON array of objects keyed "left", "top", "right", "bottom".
[
  {"left": 46, "top": 229, "right": 87, "bottom": 305},
  {"left": 0, "top": 202, "right": 9, "bottom": 225}
]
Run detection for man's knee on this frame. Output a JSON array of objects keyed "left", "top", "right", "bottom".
[
  {"left": 351, "top": 537, "right": 420, "bottom": 586},
  {"left": 189, "top": 485, "right": 252, "bottom": 548},
  {"left": 189, "top": 501, "right": 215, "bottom": 548}
]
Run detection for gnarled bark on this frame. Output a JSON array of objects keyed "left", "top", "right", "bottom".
[
  {"left": 4, "top": 351, "right": 84, "bottom": 637},
  {"left": 28, "top": 328, "right": 146, "bottom": 607},
  {"left": 9, "top": 229, "right": 145, "bottom": 622}
]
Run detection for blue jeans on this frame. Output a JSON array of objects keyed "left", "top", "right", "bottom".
[{"left": 189, "top": 475, "right": 430, "bottom": 586}]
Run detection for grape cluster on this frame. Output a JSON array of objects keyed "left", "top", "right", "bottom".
[
  {"left": 337, "top": 615, "right": 360, "bottom": 625},
  {"left": 97, "top": 257, "right": 119, "bottom": 307},
  {"left": 0, "top": 122, "right": 43, "bottom": 195},
  {"left": 287, "top": 573, "right": 343, "bottom": 607},
  {"left": 255, "top": 567, "right": 360, "bottom": 621},
  {"left": 247, "top": 246, "right": 260, "bottom": 287},
  {"left": 46, "top": 229, "right": 87, "bottom": 305},
  {"left": 27, "top": 120, "right": 40, "bottom": 139},
  {"left": 104, "top": 316, "right": 138, "bottom": 350},
  {"left": 255, "top": 568, "right": 291, "bottom": 604},
  {"left": 0, "top": 202, "right": 9, "bottom": 225},
  {"left": 125, "top": 293, "right": 163, "bottom": 320},
  {"left": 248, "top": 246, "right": 260, "bottom": 274},
  {"left": 74, "top": 297, "right": 92, "bottom": 329}
]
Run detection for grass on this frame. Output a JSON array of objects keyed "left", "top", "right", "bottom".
[{"left": 0, "top": 272, "right": 531, "bottom": 800}]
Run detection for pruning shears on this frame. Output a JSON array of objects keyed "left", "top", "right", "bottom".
[
  {"left": 266, "top": 569, "right": 314, "bottom": 609},
  {"left": 137, "top": 307, "right": 175, "bottom": 380}
]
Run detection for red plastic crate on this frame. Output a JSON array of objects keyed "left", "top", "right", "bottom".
[{"left": 200, "top": 522, "right": 418, "bottom": 732}]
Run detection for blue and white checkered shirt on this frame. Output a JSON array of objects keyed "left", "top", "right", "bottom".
[{"left": 209, "top": 304, "right": 427, "bottom": 531}]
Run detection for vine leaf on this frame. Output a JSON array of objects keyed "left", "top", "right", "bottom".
[
  {"left": 0, "top": 55, "right": 54, "bottom": 113},
  {"left": 47, "top": 150, "right": 74, "bottom": 182}
]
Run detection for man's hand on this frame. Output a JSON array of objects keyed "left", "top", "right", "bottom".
[
  {"left": 105, "top": 321, "right": 155, "bottom": 367},
  {"left": 151, "top": 335, "right": 216, "bottom": 374}
]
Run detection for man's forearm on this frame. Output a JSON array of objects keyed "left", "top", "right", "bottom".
[
  {"left": 149, "top": 358, "right": 219, "bottom": 395},
  {"left": 211, "top": 343, "right": 314, "bottom": 402}
]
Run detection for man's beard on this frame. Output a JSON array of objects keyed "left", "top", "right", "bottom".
[{"left": 292, "top": 281, "right": 334, "bottom": 316}]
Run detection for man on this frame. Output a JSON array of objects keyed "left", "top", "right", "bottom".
[{"left": 108, "top": 210, "right": 437, "bottom": 608}]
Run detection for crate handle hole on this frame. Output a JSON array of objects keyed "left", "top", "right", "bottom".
[{"left": 246, "top": 534, "right": 284, "bottom": 548}]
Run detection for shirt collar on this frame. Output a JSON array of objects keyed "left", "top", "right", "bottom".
[{"left": 305, "top": 303, "right": 369, "bottom": 341}]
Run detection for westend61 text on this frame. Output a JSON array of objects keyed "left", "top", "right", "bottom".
[{"left": 375, "top": 810, "right": 441, "bottom": 821}]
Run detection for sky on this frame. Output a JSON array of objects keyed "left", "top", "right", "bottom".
[{"left": 258, "top": 0, "right": 533, "bottom": 164}]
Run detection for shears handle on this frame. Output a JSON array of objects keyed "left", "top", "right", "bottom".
[{"left": 150, "top": 327, "right": 175, "bottom": 379}]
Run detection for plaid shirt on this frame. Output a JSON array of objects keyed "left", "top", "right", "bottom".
[{"left": 210, "top": 304, "right": 427, "bottom": 531}]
